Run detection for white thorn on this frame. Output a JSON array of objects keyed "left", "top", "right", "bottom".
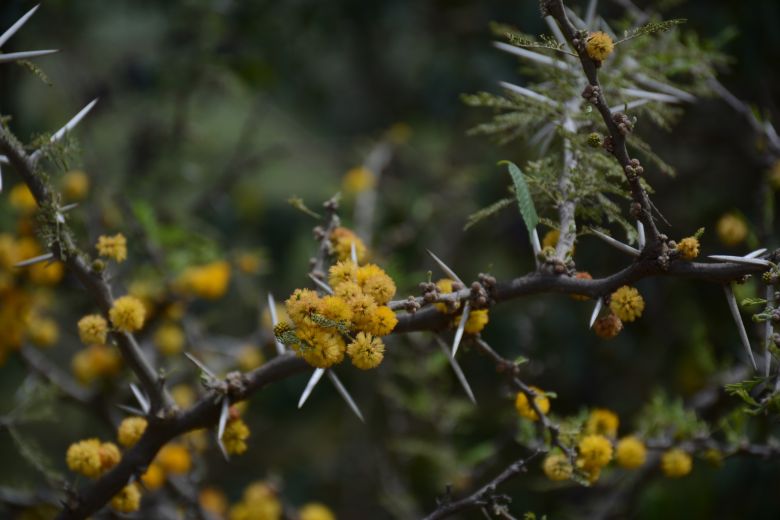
[
  {"left": 217, "top": 396, "right": 230, "bottom": 441},
  {"left": 591, "top": 229, "right": 640, "bottom": 256},
  {"left": 531, "top": 228, "right": 542, "bottom": 261},
  {"left": 636, "top": 221, "right": 645, "bottom": 249},
  {"left": 326, "top": 370, "right": 365, "bottom": 422},
  {"left": 436, "top": 336, "right": 476, "bottom": 404},
  {"left": 308, "top": 273, "right": 334, "bottom": 295},
  {"left": 116, "top": 404, "right": 145, "bottom": 416},
  {"left": 350, "top": 241, "right": 358, "bottom": 264},
  {"left": 0, "top": 155, "right": 8, "bottom": 164},
  {"left": 492, "top": 42, "right": 569, "bottom": 70},
  {"left": 724, "top": 284, "right": 757, "bottom": 370},
  {"left": 298, "top": 368, "right": 326, "bottom": 409},
  {"left": 267, "top": 293, "right": 286, "bottom": 355},
  {"left": 584, "top": 0, "right": 598, "bottom": 28},
  {"left": 59, "top": 203, "right": 79, "bottom": 212},
  {"left": 452, "top": 301, "right": 471, "bottom": 358},
  {"left": 608, "top": 99, "right": 650, "bottom": 113},
  {"left": 129, "top": 383, "right": 150, "bottom": 414},
  {"left": 620, "top": 87, "right": 681, "bottom": 104},
  {"left": 499, "top": 81, "right": 557, "bottom": 107},
  {"left": 15, "top": 252, "right": 53, "bottom": 267},
  {"left": 0, "top": 4, "right": 41, "bottom": 48},
  {"left": 708, "top": 255, "right": 772, "bottom": 267},
  {"left": 634, "top": 73, "right": 696, "bottom": 103},
  {"left": 589, "top": 298, "right": 603, "bottom": 328},
  {"left": 544, "top": 15, "right": 569, "bottom": 43},
  {"left": 427, "top": 250, "right": 464, "bottom": 285},
  {"left": 0, "top": 49, "right": 57, "bottom": 63},
  {"left": 50, "top": 99, "right": 99, "bottom": 143},
  {"left": 744, "top": 248, "right": 767, "bottom": 259},
  {"left": 183, "top": 352, "right": 217, "bottom": 379},
  {"left": 765, "top": 286, "right": 775, "bottom": 378}
]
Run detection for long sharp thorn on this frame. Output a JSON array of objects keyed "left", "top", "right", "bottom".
[
  {"left": 620, "top": 87, "right": 681, "bottom": 104},
  {"left": 326, "top": 371, "right": 365, "bottom": 422},
  {"left": 591, "top": 229, "right": 640, "bottom": 256},
  {"left": 184, "top": 352, "right": 216, "bottom": 379},
  {"left": 350, "top": 241, "right": 358, "bottom": 264},
  {"left": 0, "top": 4, "right": 41, "bottom": 48},
  {"left": 436, "top": 336, "right": 476, "bottom": 404},
  {"left": 608, "top": 99, "right": 650, "bottom": 112},
  {"left": 637, "top": 221, "right": 645, "bottom": 249},
  {"left": 427, "top": 250, "right": 464, "bottom": 284},
  {"left": 724, "top": 284, "right": 757, "bottom": 370},
  {"left": 745, "top": 248, "right": 767, "bottom": 259},
  {"left": 589, "top": 298, "right": 603, "bottom": 329},
  {"left": 0, "top": 155, "right": 7, "bottom": 164},
  {"left": 499, "top": 81, "right": 557, "bottom": 107},
  {"left": 492, "top": 42, "right": 569, "bottom": 70},
  {"left": 708, "top": 255, "right": 771, "bottom": 267},
  {"left": 308, "top": 273, "right": 334, "bottom": 294},
  {"left": 0, "top": 49, "right": 58, "bottom": 63},
  {"left": 452, "top": 301, "right": 471, "bottom": 358},
  {"left": 267, "top": 293, "right": 286, "bottom": 355},
  {"left": 217, "top": 397, "right": 230, "bottom": 440},
  {"left": 298, "top": 368, "right": 326, "bottom": 409},
  {"left": 60, "top": 203, "right": 79, "bottom": 212},
  {"left": 116, "top": 404, "right": 145, "bottom": 416},
  {"left": 765, "top": 286, "right": 774, "bottom": 377},
  {"left": 531, "top": 228, "right": 541, "bottom": 265},
  {"left": 50, "top": 99, "right": 99, "bottom": 143},
  {"left": 129, "top": 383, "right": 150, "bottom": 414},
  {"left": 584, "top": 0, "right": 598, "bottom": 28},
  {"left": 15, "top": 252, "right": 53, "bottom": 268}
]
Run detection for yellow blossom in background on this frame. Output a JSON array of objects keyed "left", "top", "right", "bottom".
[
  {"left": 716, "top": 213, "right": 748, "bottom": 246},
  {"left": 330, "top": 227, "right": 367, "bottom": 263},
  {"left": 171, "top": 384, "right": 196, "bottom": 409},
  {"left": 586, "top": 31, "right": 614, "bottom": 61},
  {"left": 609, "top": 286, "right": 644, "bottom": 322},
  {"left": 229, "top": 482, "right": 282, "bottom": 520},
  {"left": 515, "top": 386, "right": 550, "bottom": 421},
  {"left": 261, "top": 302, "right": 289, "bottom": 330},
  {"left": 677, "top": 236, "right": 700, "bottom": 260},
  {"left": 365, "top": 305, "right": 398, "bottom": 336},
  {"left": 78, "top": 314, "right": 108, "bottom": 345},
  {"left": 585, "top": 408, "right": 619, "bottom": 438},
  {"left": 347, "top": 331, "right": 385, "bottom": 369},
  {"left": 111, "top": 483, "right": 141, "bottom": 513},
  {"left": 141, "top": 463, "right": 166, "bottom": 490},
  {"left": 157, "top": 443, "right": 192, "bottom": 474},
  {"left": 342, "top": 165, "right": 376, "bottom": 195},
  {"left": 153, "top": 322, "right": 185, "bottom": 356},
  {"left": 615, "top": 436, "right": 647, "bottom": 469},
  {"left": 199, "top": 487, "right": 228, "bottom": 518},
  {"left": 434, "top": 278, "right": 461, "bottom": 313},
  {"left": 542, "top": 229, "right": 559, "bottom": 249},
  {"left": 458, "top": 309, "right": 489, "bottom": 334},
  {"left": 237, "top": 344, "right": 264, "bottom": 372},
  {"left": 118, "top": 417, "right": 148, "bottom": 448},
  {"left": 71, "top": 344, "right": 122, "bottom": 385},
  {"left": 235, "top": 251, "right": 262, "bottom": 274},
  {"left": 99, "top": 442, "right": 121, "bottom": 473},
  {"left": 176, "top": 261, "right": 231, "bottom": 299},
  {"left": 96, "top": 233, "right": 127, "bottom": 262},
  {"left": 61, "top": 170, "right": 89, "bottom": 201},
  {"left": 223, "top": 418, "right": 250, "bottom": 455},
  {"left": 66, "top": 439, "right": 102, "bottom": 478},
  {"left": 109, "top": 295, "right": 146, "bottom": 332},
  {"left": 0, "top": 234, "right": 19, "bottom": 270},
  {"left": 578, "top": 434, "right": 613, "bottom": 470},
  {"left": 542, "top": 452, "right": 573, "bottom": 481},
  {"left": 387, "top": 122, "right": 412, "bottom": 144},
  {"left": 661, "top": 448, "right": 692, "bottom": 478},
  {"left": 9, "top": 184, "right": 37, "bottom": 212},
  {"left": 571, "top": 271, "right": 592, "bottom": 301},
  {"left": 328, "top": 260, "right": 358, "bottom": 288},
  {"left": 28, "top": 260, "right": 64, "bottom": 286},
  {"left": 299, "top": 503, "right": 336, "bottom": 520},
  {"left": 27, "top": 316, "right": 59, "bottom": 348}
]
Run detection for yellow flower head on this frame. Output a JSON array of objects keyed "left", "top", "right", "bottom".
[
  {"left": 334, "top": 281, "right": 363, "bottom": 302},
  {"left": 615, "top": 436, "right": 647, "bottom": 469},
  {"left": 458, "top": 309, "right": 489, "bottom": 334},
  {"left": 295, "top": 325, "right": 346, "bottom": 369},
  {"left": 342, "top": 166, "right": 376, "bottom": 195},
  {"left": 176, "top": 261, "right": 231, "bottom": 299},
  {"left": 28, "top": 260, "right": 64, "bottom": 285},
  {"left": 78, "top": 314, "right": 108, "bottom": 345},
  {"left": 515, "top": 386, "right": 550, "bottom": 421},
  {"left": 230, "top": 482, "right": 282, "bottom": 520},
  {"left": 586, "top": 31, "right": 614, "bottom": 61},
  {"left": 609, "top": 286, "right": 644, "bottom": 322},
  {"left": 677, "top": 236, "right": 700, "bottom": 260},
  {"left": 109, "top": 295, "right": 146, "bottom": 333},
  {"left": 153, "top": 322, "right": 185, "bottom": 356},
  {"left": 61, "top": 170, "right": 90, "bottom": 201},
  {"left": 347, "top": 331, "right": 385, "bottom": 370},
  {"left": 66, "top": 438, "right": 102, "bottom": 478},
  {"left": 578, "top": 434, "right": 613, "bottom": 469},
  {"left": 118, "top": 416, "right": 148, "bottom": 448},
  {"left": 171, "top": 384, "right": 196, "bottom": 409},
  {"left": 28, "top": 317, "right": 59, "bottom": 347},
  {"left": 9, "top": 184, "right": 37, "bottom": 212},
  {"left": 347, "top": 293, "right": 379, "bottom": 330},
  {"left": 237, "top": 345, "right": 264, "bottom": 372},
  {"left": 365, "top": 305, "right": 398, "bottom": 336},
  {"left": 199, "top": 487, "right": 228, "bottom": 517},
  {"left": 285, "top": 289, "right": 321, "bottom": 326},
  {"left": 235, "top": 251, "right": 262, "bottom": 274},
  {"left": 434, "top": 278, "right": 461, "bottom": 313},
  {"left": 319, "top": 295, "right": 353, "bottom": 324},
  {"left": 223, "top": 418, "right": 251, "bottom": 455},
  {"left": 661, "top": 448, "right": 692, "bottom": 478},
  {"left": 357, "top": 264, "right": 396, "bottom": 305},
  {"left": 328, "top": 260, "right": 358, "bottom": 288},
  {"left": 141, "top": 463, "right": 166, "bottom": 490},
  {"left": 71, "top": 344, "right": 122, "bottom": 385},
  {"left": 157, "top": 443, "right": 192, "bottom": 474},
  {"left": 542, "top": 229, "right": 560, "bottom": 249},
  {"left": 585, "top": 408, "right": 619, "bottom": 438},
  {"left": 330, "top": 227, "right": 367, "bottom": 263},
  {"left": 98, "top": 442, "right": 121, "bottom": 473},
  {"left": 111, "top": 483, "right": 141, "bottom": 513},
  {"left": 716, "top": 213, "right": 747, "bottom": 247},
  {"left": 593, "top": 314, "right": 623, "bottom": 339},
  {"left": 542, "top": 452, "right": 573, "bottom": 481},
  {"left": 300, "top": 503, "right": 337, "bottom": 520},
  {"left": 96, "top": 234, "right": 128, "bottom": 263}
]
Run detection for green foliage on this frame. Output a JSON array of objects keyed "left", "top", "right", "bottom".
[
  {"left": 616, "top": 19, "right": 687, "bottom": 44},
  {"left": 500, "top": 160, "right": 538, "bottom": 235},
  {"left": 635, "top": 391, "right": 708, "bottom": 440}
]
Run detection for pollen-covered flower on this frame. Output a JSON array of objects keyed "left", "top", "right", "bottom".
[
  {"left": 716, "top": 213, "right": 747, "bottom": 246},
  {"left": 118, "top": 416, "right": 148, "bottom": 448},
  {"left": 586, "top": 31, "right": 614, "bottom": 61},
  {"left": 223, "top": 418, "right": 250, "bottom": 455},
  {"left": 661, "top": 448, "right": 692, "bottom": 478},
  {"left": 154, "top": 322, "right": 185, "bottom": 356},
  {"left": 434, "top": 278, "right": 461, "bottom": 313},
  {"left": 66, "top": 439, "right": 102, "bottom": 478},
  {"left": 457, "top": 309, "right": 489, "bottom": 334},
  {"left": 348, "top": 293, "right": 379, "bottom": 330},
  {"left": 347, "top": 332, "right": 385, "bottom": 369},
  {"left": 542, "top": 452, "right": 573, "bottom": 481},
  {"left": 78, "top": 314, "right": 108, "bottom": 345},
  {"left": 96, "top": 233, "right": 127, "bottom": 262},
  {"left": 175, "top": 261, "right": 231, "bottom": 299},
  {"left": 299, "top": 503, "right": 337, "bottom": 520},
  {"left": 342, "top": 166, "right": 376, "bottom": 195},
  {"left": 61, "top": 170, "right": 89, "bottom": 201},
  {"left": 615, "top": 436, "right": 647, "bottom": 469},
  {"left": 28, "top": 316, "right": 59, "bottom": 347},
  {"left": 141, "top": 463, "right": 166, "bottom": 490},
  {"left": 99, "top": 442, "right": 121, "bottom": 473},
  {"left": 109, "top": 295, "right": 146, "bottom": 332},
  {"left": 295, "top": 325, "right": 346, "bottom": 368},
  {"left": 593, "top": 314, "right": 623, "bottom": 339},
  {"left": 230, "top": 482, "right": 282, "bottom": 520},
  {"left": 585, "top": 408, "right": 619, "bottom": 438},
  {"left": 318, "top": 295, "right": 353, "bottom": 324},
  {"left": 677, "top": 236, "right": 700, "bottom": 260},
  {"left": 334, "top": 280, "right": 363, "bottom": 302},
  {"left": 365, "top": 305, "right": 398, "bottom": 336},
  {"left": 542, "top": 229, "right": 560, "bottom": 249},
  {"left": 285, "top": 289, "right": 321, "bottom": 325},
  {"left": 578, "top": 434, "right": 613, "bottom": 470},
  {"left": 514, "top": 386, "right": 550, "bottom": 421},
  {"left": 71, "top": 344, "right": 122, "bottom": 385},
  {"left": 357, "top": 264, "right": 396, "bottom": 305},
  {"left": 609, "top": 286, "right": 644, "bottom": 322},
  {"left": 157, "top": 443, "right": 192, "bottom": 474},
  {"left": 330, "top": 227, "right": 367, "bottom": 263},
  {"left": 111, "top": 483, "right": 141, "bottom": 513},
  {"left": 28, "top": 260, "right": 64, "bottom": 286},
  {"left": 328, "top": 260, "right": 357, "bottom": 288}
]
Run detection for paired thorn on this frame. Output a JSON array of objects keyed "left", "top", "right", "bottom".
[
  {"left": 266, "top": 293, "right": 286, "bottom": 355},
  {"left": 298, "top": 368, "right": 326, "bottom": 409},
  {"left": 708, "top": 255, "right": 772, "bottom": 268},
  {"left": 0, "top": 49, "right": 58, "bottom": 64},
  {"left": 350, "top": 241, "right": 359, "bottom": 264},
  {"left": 589, "top": 298, "right": 603, "bottom": 329},
  {"left": 452, "top": 301, "right": 471, "bottom": 358},
  {"left": 30, "top": 99, "right": 98, "bottom": 161},
  {"left": 723, "top": 284, "right": 757, "bottom": 370},
  {"left": 492, "top": 42, "right": 569, "bottom": 71},
  {"left": 326, "top": 371, "right": 365, "bottom": 422},
  {"left": 435, "top": 336, "right": 476, "bottom": 404},
  {"left": 129, "top": 383, "right": 150, "bottom": 414},
  {"left": 15, "top": 252, "right": 53, "bottom": 268},
  {"left": 308, "top": 273, "right": 334, "bottom": 295},
  {"left": 427, "top": 250, "right": 465, "bottom": 285},
  {"left": 591, "top": 229, "right": 640, "bottom": 256}
]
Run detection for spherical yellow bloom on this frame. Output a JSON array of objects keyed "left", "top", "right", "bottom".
[
  {"left": 580, "top": 464, "right": 602, "bottom": 484},
  {"left": 677, "top": 236, "right": 700, "bottom": 260},
  {"left": 141, "top": 463, "right": 166, "bottom": 490},
  {"left": 578, "top": 434, "right": 613, "bottom": 469},
  {"left": 111, "top": 483, "right": 141, "bottom": 513},
  {"left": 96, "top": 233, "right": 128, "bottom": 262},
  {"left": 328, "top": 259, "right": 358, "bottom": 288},
  {"left": 9, "top": 184, "right": 37, "bottom": 212},
  {"left": 157, "top": 443, "right": 191, "bottom": 474},
  {"left": 585, "top": 408, "right": 619, "bottom": 438},
  {"left": 542, "top": 453, "right": 573, "bottom": 481},
  {"left": 66, "top": 439, "right": 102, "bottom": 478},
  {"left": 118, "top": 417, "right": 148, "bottom": 448},
  {"left": 716, "top": 213, "right": 747, "bottom": 246},
  {"left": 542, "top": 229, "right": 560, "bottom": 249},
  {"left": 223, "top": 418, "right": 250, "bottom": 455},
  {"left": 358, "top": 265, "right": 396, "bottom": 305},
  {"left": 109, "top": 295, "right": 146, "bottom": 332},
  {"left": 61, "top": 170, "right": 90, "bottom": 201},
  {"left": 78, "top": 314, "right": 108, "bottom": 345},
  {"left": 71, "top": 344, "right": 122, "bottom": 385},
  {"left": 237, "top": 345, "right": 264, "bottom": 372},
  {"left": 514, "top": 386, "right": 550, "bottom": 421},
  {"left": 593, "top": 314, "right": 623, "bottom": 339},
  {"left": 300, "top": 503, "right": 336, "bottom": 520},
  {"left": 330, "top": 227, "right": 367, "bottom": 263},
  {"left": 459, "top": 309, "right": 489, "bottom": 334},
  {"left": 28, "top": 260, "right": 64, "bottom": 285},
  {"left": 434, "top": 278, "right": 461, "bottom": 313},
  {"left": 365, "top": 305, "right": 398, "bottom": 336},
  {"left": 153, "top": 322, "right": 185, "bottom": 356},
  {"left": 171, "top": 384, "right": 196, "bottom": 409},
  {"left": 285, "top": 289, "right": 321, "bottom": 325},
  {"left": 236, "top": 252, "right": 262, "bottom": 274},
  {"left": 230, "top": 482, "right": 282, "bottom": 520},
  {"left": 661, "top": 448, "right": 692, "bottom": 478},
  {"left": 586, "top": 31, "right": 614, "bottom": 61},
  {"left": 319, "top": 295, "right": 353, "bottom": 324},
  {"left": 342, "top": 166, "right": 376, "bottom": 195},
  {"left": 28, "top": 317, "right": 59, "bottom": 347},
  {"left": 609, "top": 286, "right": 644, "bottom": 322},
  {"left": 199, "top": 487, "right": 228, "bottom": 517},
  {"left": 347, "top": 293, "right": 379, "bottom": 330},
  {"left": 334, "top": 281, "right": 363, "bottom": 302},
  {"left": 176, "top": 261, "right": 231, "bottom": 299},
  {"left": 615, "top": 436, "right": 647, "bottom": 469},
  {"left": 347, "top": 332, "right": 385, "bottom": 370},
  {"left": 295, "top": 325, "right": 346, "bottom": 369}
]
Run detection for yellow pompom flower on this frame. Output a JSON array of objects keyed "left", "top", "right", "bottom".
[
  {"left": 285, "top": 289, "right": 321, "bottom": 325},
  {"left": 153, "top": 322, "right": 185, "bottom": 356},
  {"left": 609, "top": 286, "right": 644, "bottom": 322},
  {"left": 585, "top": 31, "right": 614, "bottom": 61},
  {"left": 328, "top": 260, "right": 357, "bottom": 288},
  {"left": 661, "top": 448, "right": 692, "bottom": 478},
  {"left": 235, "top": 251, "right": 262, "bottom": 274},
  {"left": 72, "top": 344, "right": 122, "bottom": 385},
  {"left": 542, "top": 229, "right": 560, "bottom": 249},
  {"left": 299, "top": 503, "right": 336, "bottom": 520},
  {"left": 66, "top": 439, "right": 102, "bottom": 478},
  {"left": 357, "top": 264, "right": 396, "bottom": 305},
  {"left": 542, "top": 452, "right": 573, "bottom": 481},
  {"left": 677, "top": 236, "right": 700, "bottom": 260},
  {"left": 9, "top": 184, "right": 37, "bottom": 212},
  {"left": 585, "top": 408, "right": 619, "bottom": 438},
  {"left": 223, "top": 418, "right": 250, "bottom": 455},
  {"left": 157, "top": 443, "right": 191, "bottom": 474},
  {"left": 77, "top": 314, "right": 108, "bottom": 345},
  {"left": 61, "top": 170, "right": 90, "bottom": 201},
  {"left": 458, "top": 309, "right": 489, "bottom": 334},
  {"left": 318, "top": 295, "right": 353, "bottom": 324},
  {"left": 28, "top": 260, "right": 64, "bottom": 285},
  {"left": 109, "top": 295, "right": 146, "bottom": 332},
  {"left": 118, "top": 417, "right": 148, "bottom": 448},
  {"left": 578, "top": 434, "right": 613, "bottom": 470},
  {"left": 111, "top": 483, "right": 141, "bottom": 513},
  {"left": 141, "top": 463, "right": 166, "bottom": 490},
  {"left": 230, "top": 482, "right": 282, "bottom": 520},
  {"left": 98, "top": 442, "right": 121, "bottom": 471},
  {"left": 347, "top": 331, "right": 385, "bottom": 369},
  {"left": 347, "top": 293, "right": 379, "bottom": 330},
  {"left": 716, "top": 213, "right": 747, "bottom": 246},
  {"left": 176, "top": 261, "right": 231, "bottom": 299},
  {"left": 615, "top": 436, "right": 647, "bottom": 469},
  {"left": 295, "top": 325, "right": 346, "bottom": 369},
  {"left": 171, "top": 384, "right": 196, "bottom": 409},
  {"left": 342, "top": 166, "right": 376, "bottom": 195},
  {"left": 434, "top": 278, "right": 461, "bottom": 313},
  {"left": 96, "top": 234, "right": 128, "bottom": 262},
  {"left": 514, "top": 386, "right": 550, "bottom": 421},
  {"left": 334, "top": 281, "right": 363, "bottom": 302},
  {"left": 199, "top": 487, "right": 228, "bottom": 517},
  {"left": 28, "top": 317, "right": 59, "bottom": 347},
  {"left": 365, "top": 305, "right": 398, "bottom": 336},
  {"left": 237, "top": 345, "right": 264, "bottom": 372},
  {"left": 330, "top": 227, "right": 367, "bottom": 263}
]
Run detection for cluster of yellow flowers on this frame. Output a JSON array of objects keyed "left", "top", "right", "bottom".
[
  {"left": 515, "top": 386, "right": 550, "bottom": 421},
  {"left": 330, "top": 227, "right": 367, "bottom": 263},
  {"left": 175, "top": 260, "right": 232, "bottom": 300},
  {"left": 342, "top": 166, "right": 376, "bottom": 196},
  {"left": 434, "top": 278, "right": 489, "bottom": 334},
  {"left": 676, "top": 236, "right": 701, "bottom": 261},
  {"left": 226, "top": 481, "right": 336, "bottom": 520},
  {"left": 223, "top": 416, "right": 251, "bottom": 455},
  {"left": 279, "top": 258, "right": 398, "bottom": 370}
]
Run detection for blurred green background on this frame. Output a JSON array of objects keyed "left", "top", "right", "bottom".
[{"left": 1, "top": 0, "right": 780, "bottom": 518}]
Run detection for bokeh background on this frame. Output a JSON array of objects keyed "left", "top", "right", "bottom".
[{"left": 1, "top": 0, "right": 780, "bottom": 518}]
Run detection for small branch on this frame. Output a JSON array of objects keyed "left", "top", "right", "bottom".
[{"left": 19, "top": 345, "right": 93, "bottom": 404}]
